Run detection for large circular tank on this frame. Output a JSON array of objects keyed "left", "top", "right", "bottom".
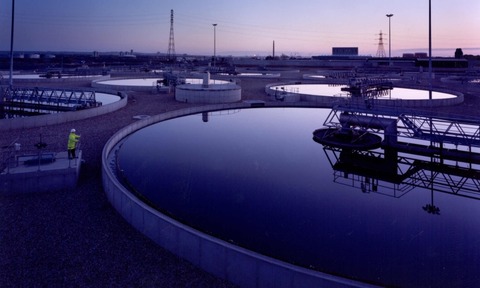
[
  {"left": 266, "top": 83, "right": 463, "bottom": 107},
  {"left": 175, "top": 73, "right": 241, "bottom": 104},
  {"left": 103, "top": 103, "right": 480, "bottom": 287}
]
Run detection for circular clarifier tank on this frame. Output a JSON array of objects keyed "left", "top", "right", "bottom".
[
  {"left": 267, "top": 83, "right": 462, "bottom": 106},
  {"left": 1, "top": 89, "right": 124, "bottom": 129},
  {"left": 92, "top": 77, "right": 231, "bottom": 91},
  {"left": 105, "top": 106, "right": 480, "bottom": 287},
  {"left": 174, "top": 73, "right": 241, "bottom": 104}
]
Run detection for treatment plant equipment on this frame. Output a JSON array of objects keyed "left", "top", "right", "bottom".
[
  {"left": 319, "top": 144, "right": 480, "bottom": 209},
  {"left": 313, "top": 80, "right": 480, "bottom": 215},
  {"left": 1, "top": 86, "right": 101, "bottom": 116},
  {"left": 313, "top": 77, "right": 480, "bottom": 169}
]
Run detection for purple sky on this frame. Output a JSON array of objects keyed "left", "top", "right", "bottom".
[{"left": 1, "top": 0, "right": 478, "bottom": 57}]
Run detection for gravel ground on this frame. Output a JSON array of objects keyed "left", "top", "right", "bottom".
[
  {"left": 1, "top": 71, "right": 479, "bottom": 287},
  {"left": 0, "top": 78, "right": 256, "bottom": 288}
]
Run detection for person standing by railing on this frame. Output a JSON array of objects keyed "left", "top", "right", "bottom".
[{"left": 67, "top": 129, "right": 80, "bottom": 159}]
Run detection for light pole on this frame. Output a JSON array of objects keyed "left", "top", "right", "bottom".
[
  {"left": 386, "top": 14, "right": 393, "bottom": 66},
  {"left": 212, "top": 23, "right": 217, "bottom": 68},
  {"left": 428, "top": 0, "right": 432, "bottom": 100},
  {"left": 9, "top": 0, "right": 15, "bottom": 88}
]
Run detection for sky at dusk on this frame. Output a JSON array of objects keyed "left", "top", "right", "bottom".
[{"left": 0, "top": 0, "right": 478, "bottom": 57}]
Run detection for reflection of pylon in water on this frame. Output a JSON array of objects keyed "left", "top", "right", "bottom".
[{"left": 376, "top": 30, "right": 386, "bottom": 57}]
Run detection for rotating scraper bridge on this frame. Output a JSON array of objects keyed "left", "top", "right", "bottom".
[
  {"left": 317, "top": 78, "right": 480, "bottom": 162},
  {"left": 322, "top": 103, "right": 480, "bottom": 165},
  {"left": 1, "top": 86, "right": 101, "bottom": 113}
]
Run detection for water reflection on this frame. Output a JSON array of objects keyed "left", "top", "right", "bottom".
[
  {"left": 96, "top": 77, "right": 229, "bottom": 87},
  {"left": 322, "top": 146, "right": 480, "bottom": 202},
  {"left": 272, "top": 84, "right": 455, "bottom": 100},
  {"left": 116, "top": 107, "right": 480, "bottom": 287}
]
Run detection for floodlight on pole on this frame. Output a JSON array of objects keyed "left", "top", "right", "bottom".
[
  {"left": 9, "top": 0, "right": 15, "bottom": 88},
  {"left": 428, "top": 0, "right": 432, "bottom": 100},
  {"left": 386, "top": 14, "right": 393, "bottom": 66},
  {"left": 212, "top": 24, "right": 217, "bottom": 67}
]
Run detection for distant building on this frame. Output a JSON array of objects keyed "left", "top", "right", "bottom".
[
  {"left": 402, "top": 53, "right": 415, "bottom": 58},
  {"left": 332, "top": 47, "right": 359, "bottom": 56},
  {"left": 414, "top": 52, "right": 428, "bottom": 58}
]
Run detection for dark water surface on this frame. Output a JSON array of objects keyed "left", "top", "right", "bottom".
[{"left": 117, "top": 107, "right": 480, "bottom": 287}]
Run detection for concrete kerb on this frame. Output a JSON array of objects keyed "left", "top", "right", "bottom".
[
  {"left": 0, "top": 88, "right": 127, "bottom": 132},
  {"left": 101, "top": 102, "right": 378, "bottom": 288}
]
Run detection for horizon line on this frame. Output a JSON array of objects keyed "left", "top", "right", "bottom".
[{"left": 1, "top": 47, "right": 479, "bottom": 57}]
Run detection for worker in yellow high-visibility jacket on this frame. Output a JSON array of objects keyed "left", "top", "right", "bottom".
[{"left": 67, "top": 128, "right": 81, "bottom": 159}]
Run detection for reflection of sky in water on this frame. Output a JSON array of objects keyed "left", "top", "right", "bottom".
[
  {"left": 96, "top": 93, "right": 120, "bottom": 105},
  {"left": 218, "top": 72, "right": 279, "bottom": 77},
  {"left": 2, "top": 74, "right": 102, "bottom": 79},
  {"left": 8, "top": 74, "right": 42, "bottom": 79},
  {"left": 117, "top": 107, "right": 480, "bottom": 287},
  {"left": 98, "top": 78, "right": 229, "bottom": 86},
  {"left": 240, "top": 73, "right": 264, "bottom": 76},
  {"left": 274, "top": 84, "right": 455, "bottom": 100}
]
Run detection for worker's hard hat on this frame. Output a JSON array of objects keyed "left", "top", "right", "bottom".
[{"left": 71, "top": 129, "right": 76, "bottom": 133}]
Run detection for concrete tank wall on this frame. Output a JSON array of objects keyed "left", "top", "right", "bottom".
[{"left": 175, "top": 84, "right": 241, "bottom": 104}]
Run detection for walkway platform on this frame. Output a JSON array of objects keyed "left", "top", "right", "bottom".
[{"left": 0, "top": 150, "right": 82, "bottom": 195}]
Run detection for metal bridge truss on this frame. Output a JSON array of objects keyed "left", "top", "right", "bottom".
[
  {"left": 2, "top": 87, "right": 99, "bottom": 111},
  {"left": 322, "top": 106, "right": 480, "bottom": 149},
  {"left": 323, "top": 147, "right": 480, "bottom": 200},
  {"left": 318, "top": 78, "right": 480, "bottom": 207},
  {"left": 397, "top": 113, "right": 480, "bottom": 147}
]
